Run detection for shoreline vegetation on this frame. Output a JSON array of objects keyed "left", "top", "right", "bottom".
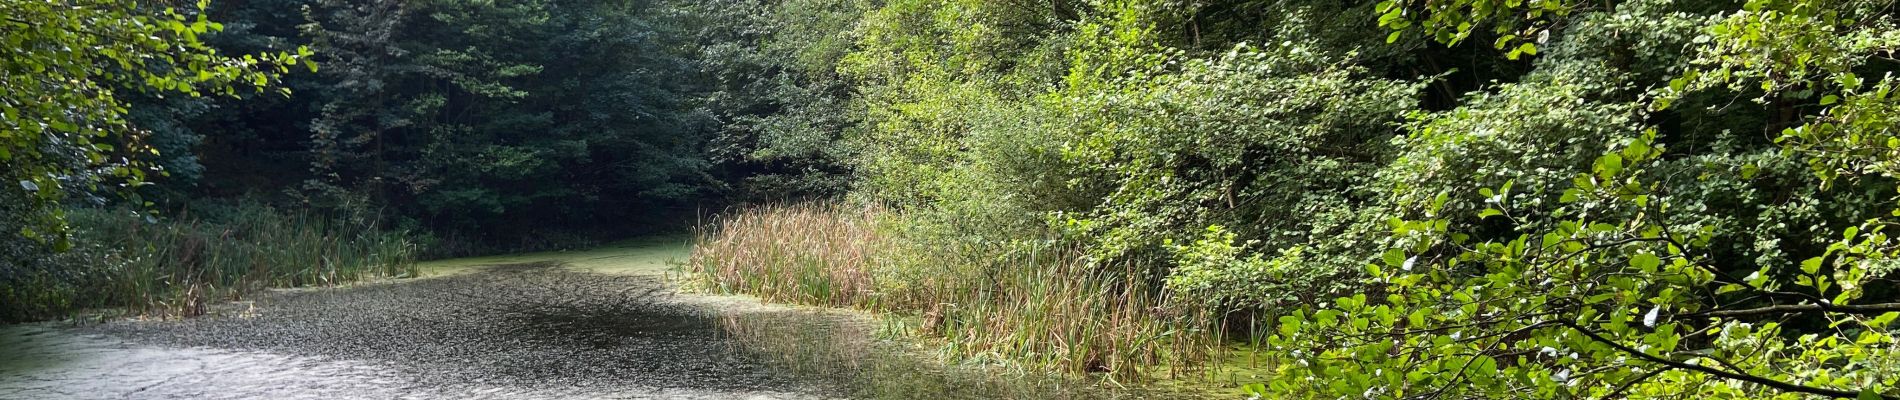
[
  {"left": 678, "top": 0, "right": 1900, "bottom": 397},
  {"left": 1, "top": 202, "right": 417, "bottom": 322},
  {"left": 687, "top": 202, "right": 1238, "bottom": 394}
]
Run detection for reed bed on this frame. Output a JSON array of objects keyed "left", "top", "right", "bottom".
[
  {"left": 715, "top": 311, "right": 1202, "bottom": 399},
  {"left": 689, "top": 202, "right": 1218, "bottom": 382},
  {"left": 690, "top": 202, "right": 881, "bottom": 307},
  {"left": 1, "top": 202, "right": 418, "bottom": 321}
]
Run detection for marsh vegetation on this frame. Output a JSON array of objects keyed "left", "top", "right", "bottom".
[{"left": 2, "top": 203, "right": 415, "bottom": 321}]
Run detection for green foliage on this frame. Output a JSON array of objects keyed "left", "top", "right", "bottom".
[
  {"left": 1051, "top": 38, "right": 1423, "bottom": 300},
  {"left": 1373, "top": 0, "right": 1593, "bottom": 59},
  {"left": 0, "top": 202, "right": 415, "bottom": 322},
  {"left": 683, "top": 0, "right": 1900, "bottom": 396},
  {"left": 1, "top": 0, "right": 307, "bottom": 248},
  {"left": 298, "top": 0, "right": 713, "bottom": 242},
  {"left": 676, "top": 0, "right": 869, "bottom": 200},
  {"left": 1268, "top": 0, "right": 1900, "bottom": 398},
  {"left": 1165, "top": 225, "right": 1314, "bottom": 309},
  {"left": 1663, "top": 0, "right": 1900, "bottom": 186},
  {"left": 7, "top": 0, "right": 738, "bottom": 253}
]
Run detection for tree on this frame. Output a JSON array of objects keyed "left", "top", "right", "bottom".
[
  {"left": 1, "top": 0, "right": 307, "bottom": 250},
  {"left": 301, "top": 0, "right": 714, "bottom": 245}
]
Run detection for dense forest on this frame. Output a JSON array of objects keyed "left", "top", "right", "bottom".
[
  {"left": 6, "top": 0, "right": 1900, "bottom": 398},
  {"left": 4, "top": 0, "right": 723, "bottom": 320}
]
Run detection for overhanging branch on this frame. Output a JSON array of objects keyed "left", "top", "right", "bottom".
[{"left": 1559, "top": 321, "right": 1890, "bottom": 399}]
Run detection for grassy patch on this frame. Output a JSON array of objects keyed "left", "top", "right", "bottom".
[
  {"left": 415, "top": 235, "right": 690, "bottom": 277},
  {"left": 688, "top": 202, "right": 1222, "bottom": 384},
  {"left": 0, "top": 202, "right": 418, "bottom": 322}
]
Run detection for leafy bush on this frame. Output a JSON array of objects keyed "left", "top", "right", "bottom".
[{"left": 1265, "top": 0, "right": 1900, "bottom": 398}]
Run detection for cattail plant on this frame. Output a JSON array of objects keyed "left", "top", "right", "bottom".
[{"left": 688, "top": 202, "right": 1219, "bottom": 383}]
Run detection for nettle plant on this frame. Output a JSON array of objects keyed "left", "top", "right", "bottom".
[{"left": 1266, "top": 0, "right": 1900, "bottom": 398}]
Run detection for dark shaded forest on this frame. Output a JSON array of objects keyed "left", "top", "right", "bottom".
[{"left": 128, "top": 0, "right": 723, "bottom": 245}]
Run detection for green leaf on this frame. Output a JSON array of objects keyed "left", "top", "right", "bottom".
[
  {"left": 1492, "top": 35, "right": 1517, "bottom": 49},
  {"left": 1872, "top": 312, "right": 1900, "bottom": 328},
  {"left": 1630, "top": 253, "right": 1661, "bottom": 272},
  {"left": 1595, "top": 154, "right": 1624, "bottom": 178},
  {"left": 1241, "top": 383, "right": 1267, "bottom": 395},
  {"left": 1560, "top": 189, "right": 1581, "bottom": 203},
  {"left": 1383, "top": 249, "right": 1406, "bottom": 267}
]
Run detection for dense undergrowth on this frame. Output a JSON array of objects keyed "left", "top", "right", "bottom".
[
  {"left": 686, "top": 0, "right": 1900, "bottom": 398},
  {"left": 0, "top": 202, "right": 416, "bottom": 322}
]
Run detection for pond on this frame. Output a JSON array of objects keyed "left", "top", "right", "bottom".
[{"left": 0, "top": 262, "right": 818, "bottom": 399}]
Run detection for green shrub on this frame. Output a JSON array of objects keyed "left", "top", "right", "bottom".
[{"left": 680, "top": 0, "right": 1900, "bottom": 397}]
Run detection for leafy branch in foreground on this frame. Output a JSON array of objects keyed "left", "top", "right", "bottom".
[
  {"left": 1267, "top": 0, "right": 1900, "bottom": 398},
  {"left": 1, "top": 0, "right": 309, "bottom": 249},
  {"left": 1274, "top": 130, "right": 1900, "bottom": 398}
]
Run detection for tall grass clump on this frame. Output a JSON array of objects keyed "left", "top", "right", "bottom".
[
  {"left": 690, "top": 202, "right": 880, "bottom": 306},
  {"left": 689, "top": 202, "right": 1219, "bottom": 382},
  {"left": 716, "top": 311, "right": 1204, "bottom": 399},
  {"left": 0, "top": 201, "right": 418, "bottom": 321}
]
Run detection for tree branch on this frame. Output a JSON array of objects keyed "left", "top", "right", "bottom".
[
  {"left": 1690, "top": 302, "right": 1900, "bottom": 318},
  {"left": 1559, "top": 321, "right": 1889, "bottom": 399}
]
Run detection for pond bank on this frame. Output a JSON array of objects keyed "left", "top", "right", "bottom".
[
  {"left": 0, "top": 237, "right": 1211, "bottom": 399},
  {"left": 0, "top": 238, "right": 819, "bottom": 399}
]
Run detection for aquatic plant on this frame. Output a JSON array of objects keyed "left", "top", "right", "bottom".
[{"left": 689, "top": 202, "right": 1218, "bottom": 382}]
